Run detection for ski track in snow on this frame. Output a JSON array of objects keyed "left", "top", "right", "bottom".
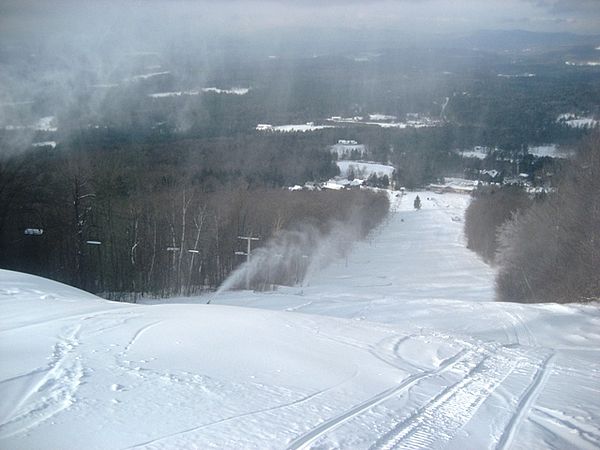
[
  {"left": 0, "top": 325, "right": 83, "bottom": 439},
  {"left": 501, "top": 309, "right": 537, "bottom": 347},
  {"left": 127, "top": 368, "right": 361, "bottom": 449},
  {"left": 496, "top": 351, "right": 555, "bottom": 450},
  {"left": 287, "top": 331, "right": 553, "bottom": 450},
  {"left": 530, "top": 406, "right": 600, "bottom": 448},
  {"left": 286, "top": 348, "right": 471, "bottom": 450}
]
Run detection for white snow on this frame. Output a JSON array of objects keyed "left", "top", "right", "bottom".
[
  {"left": 368, "top": 114, "right": 398, "bottom": 121},
  {"left": 32, "top": 141, "right": 57, "bottom": 149},
  {"left": 565, "top": 61, "right": 600, "bottom": 67},
  {"left": 326, "top": 116, "right": 436, "bottom": 129},
  {"left": 528, "top": 144, "right": 574, "bottom": 159},
  {"left": 130, "top": 71, "right": 171, "bottom": 81},
  {"left": 274, "top": 124, "right": 333, "bottom": 132},
  {"left": 202, "top": 87, "right": 250, "bottom": 95},
  {"left": 34, "top": 116, "right": 58, "bottom": 132},
  {"left": 1, "top": 192, "right": 599, "bottom": 449},
  {"left": 366, "top": 121, "right": 408, "bottom": 128},
  {"left": 557, "top": 114, "right": 599, "bottom": 129},
  {"left": 429, "top": 177, "right": 479, "bottom": 193},
  {"left": 257, "top": 123, "right": 336, "bottom": 133},
  {"left": 567, "top": 118, "right": 598, "bottom": 128},
  {"left": 458, "top": 148, "right": 489, "bottom": 159},
  {"left": 497, "top": 73, "right": 536, "bottom": 78},
  {"left": 148, "top": 90, "right": 201, "bottom": 98},
  {"left": 336, "top": 160, "right": 395, "bottom": 178},
  {"left": 3, "top": 117, "right": 58, "bottom": 133},
  {"left": 322, "top": 181, "right": 345, "bottom": 190}
]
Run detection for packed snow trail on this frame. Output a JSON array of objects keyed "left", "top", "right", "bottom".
[
  {"left": 215, "top": 191, "right": 600, "bottom": 449},
  {"left": 1, "top": 192, "right": 599, "bottom": 449}
]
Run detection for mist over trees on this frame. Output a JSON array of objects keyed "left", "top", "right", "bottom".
[{"left": 0, "top": 136, "right": 388, "bottom": 299}]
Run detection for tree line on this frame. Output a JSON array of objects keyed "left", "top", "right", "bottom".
[
  {"left": 0, "top": 136, "right": 388, "bottom": 300},
  {"left": 464, "top": 132, "right": 599, "bottom": 303}
]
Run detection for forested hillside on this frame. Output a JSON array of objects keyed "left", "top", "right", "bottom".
[
  {"left": 496, "top": 133, "right": 600, "bottom": 303},
  {"left": 464, "top": 132, "right": 600, "bottom": 303},
  {"left": 0, "top": 137, "right": 388, "bottom": 299}
]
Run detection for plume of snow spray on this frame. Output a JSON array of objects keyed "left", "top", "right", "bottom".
[{"left": 215, "top": 219, "right": 362, "bottom": 295}]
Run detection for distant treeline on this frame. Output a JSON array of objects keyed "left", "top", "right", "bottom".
[
  {"left": 465, "top": 133, "right": 600, "bottom": 303},
  {"left": 0, "top": 138, "right": 388, "bottom": 299}
]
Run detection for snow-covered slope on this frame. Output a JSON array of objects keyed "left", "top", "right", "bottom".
[{"left": 1, "top": 192, "right": 599, "bottom": 449}]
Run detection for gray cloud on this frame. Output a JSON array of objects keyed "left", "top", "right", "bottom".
[{"left": 1, "top": 0, "right": 599, "bottom": 43}]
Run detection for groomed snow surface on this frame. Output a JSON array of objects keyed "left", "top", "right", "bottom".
[{"left": 1, "top": 192, "right": 599, "bottom": 449}]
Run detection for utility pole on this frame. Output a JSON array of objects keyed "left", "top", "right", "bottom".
[{"left": 235, "top": 235, "right": 260, "bottom": 290}]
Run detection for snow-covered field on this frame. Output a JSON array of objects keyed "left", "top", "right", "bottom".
[
  {"left": 326, "top": 116, "right": 438, "bottom": 129},
  {"left": 148, "top": 90, "right": 201, "bottom": 99},
  {"left": 1, "top": 192, "right": 599, "bottom": 449},
  {"left": 149, "top": 88, "right": 249, "bottom": 98},
  {"left": 2, "top": 116, "right": 58, "bottom": 133},
  {"left": 32, "top": 141, "right": 57, "bottom": 149},
  {"left": 368, "top": 114, "right": 398, "bottom": 121},
  {"left": 129, "top": 71, "right": 171, "bottom": 81},
  {"left": 457, "top": 148, "right": 489, "bottom": 159},
  {"left": 202, "top": 87, "right": 250, "bottom": 95},
  {"left": 557, "top": 113, "right": 599, "bottom": 129},
  {"left": 528, "top": 144, "right": 574, "bottom": 159},
  {"left": 257, "top": 123, "right": 336, "bottom": 133},
  {"left": 429, "top": 178, "right": 479, "bottom": 193},
  {"left": 336, "top": 161, "right": 395, "bottom": 179}
]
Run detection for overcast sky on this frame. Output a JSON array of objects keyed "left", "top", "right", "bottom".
[{"left": 1, "top": 0, "right": 599, "bottom": 46}]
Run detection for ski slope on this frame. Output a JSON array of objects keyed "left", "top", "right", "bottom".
[{"left": 1, "top": 192, "right": 599, "bottom": 449}]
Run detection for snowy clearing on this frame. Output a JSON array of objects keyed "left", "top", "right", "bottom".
[
  {"left": 1, "top": 192, "right": 599, "bottom": 449},
  {"left": 129, "top": 71, "right": 171, "bottom": 81},
  {"left": 429, "top": 178, "right": 479, "bottom": 194},
  {"left": 528, "top": 144, "right": 573, "bottom": 159},
  {"left": 557, "top": 113, "right": 599, "bottom": 129},
  {"left": 497, "top": 73, "right": 536, "bottom": 78},
  {"left": 32, "top": 141, "right": 57, "bottom": 149},
  {"left": 257, "top": 123, "right": 336, "bottom": 133},
  {"left": 34, "top": 117, "right": 58, "bottom": 132},
  {"left": 457, "top": 148, "right": 489, "bottom": 159},
  {"left": 202, "top": 87, "right": 250, "bottom": 95},
  {"left": 148, "top": 91, "right": 200, "bottom": 98},
  {"left": 4, "top": 117, "right": 59, "bottom": 132},
  {"left": 565, "top": 61, "right": 600, "bottom": 67},
  {"left": 336, "top": 161, "right": 395, "bottom": 178},
  {"left": 368, "top": 114, "right": 398, "bottom": 121}
]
